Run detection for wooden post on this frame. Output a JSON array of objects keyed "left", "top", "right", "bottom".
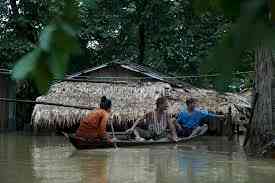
[
  {"left": 271, "top": 78, "right": 275, "bottom": 132},
  {"left": 236, "top": 124, "right": 240, "bottom": 136},
  {"left": 0, "top": 98, "right": 95, "bottom": 111},
  {"left": 227, "top": 107, "right": 234, "bottom": 141},
  {"left": 164, "top": 87, "right": 170, "bottom": 97},
  {"left": 7, "top": 80, "right": 16, "bottom": 131}
]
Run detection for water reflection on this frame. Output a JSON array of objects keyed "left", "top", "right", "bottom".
[
  {"left": 77, "top": 152, "right": 108, "bottom": 183},
  {"left": 107, "top": 149, "right": 155, "bottom": 183},
  {"left": 0, "top": 133, "right": 36, "bottom": 183},
  {"left": 1, "top": 134, "right": 275, "bottom": 183}
]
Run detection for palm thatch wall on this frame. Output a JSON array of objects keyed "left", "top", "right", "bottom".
[{"left": 31, "top": 81, "right": 251, "bottom": 130}]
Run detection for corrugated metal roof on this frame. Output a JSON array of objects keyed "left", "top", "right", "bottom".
[
  {"left": 66, "top": 61, "right": 188, "bottom": 87},
  {"left": 67, "top": 64, "right": 108, "bottom": 79}
]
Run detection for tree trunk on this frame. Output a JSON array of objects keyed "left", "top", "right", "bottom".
[
  {"left": 245, "top": 46, "right": 274, "bottom": 154},
  {"left": 138, "top": 23, "right": 145, "bottom": 65},
  {"left": 136, "top": 0, "right": 147, "bottom": 65}
]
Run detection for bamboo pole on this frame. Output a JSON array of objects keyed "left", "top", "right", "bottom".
[{"left": 0, "top": 98, "right": 95, "bottom": 110}]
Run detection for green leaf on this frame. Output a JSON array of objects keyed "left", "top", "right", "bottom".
[
  {"left": 199, "top": 0, "right": 268, "bottom": 91},
  {"left": 39, "top": 23, "right": 80, "bottom": 79},
  {"left": 49, "top": 51, "right": 70, "bottom": 79},
  {"left": 39, "top": 25, "right": 56, "bottom": 52},
  {"left": 61, "top": 23, "right": 76, "bottom": 37},
  {"left": 12, "top": 49, "right": 42, "bottom": 80},
  {"left": 31, "top": 61, "right": 53, "bottom": 94},
  {"left": 52, "top": 25, "right": 80, "bottom": 54}
]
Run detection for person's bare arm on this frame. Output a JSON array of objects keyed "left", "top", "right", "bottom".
[
  {"left": 207, "top": 111, "right": 225, "bottom": 120},
  {"left": 216, "top": 114, "right": 225, "bottom": 118},
  {"left": 98, "top": 114, "right": 111, "bottom": 142},
  {"left": 126, "top": 117, "right": 144, "bottom": 132},
  {"left": 212, "top": 114, "right": 226, "bottom": 120},
  {"left": 132, "top": 118, "right": 142, "bottom": 129},
  {"left": 167, "top": 115, "right": 178, "bottom": 142},
  {"left": 174, "top": 118, "right": 182, "bottom": 130}
]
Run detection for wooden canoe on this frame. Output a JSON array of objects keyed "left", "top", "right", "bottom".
[{"left": 63, "top": 132, "right": 202, "bottom": 150}]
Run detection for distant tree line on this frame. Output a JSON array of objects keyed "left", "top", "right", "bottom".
[{"left": 0, "top": 0, "right": 253, "bottom": 91}]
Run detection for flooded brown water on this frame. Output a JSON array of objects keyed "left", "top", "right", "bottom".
[{"left": 0, "top": 133, "right": 275, "bottom": 183}]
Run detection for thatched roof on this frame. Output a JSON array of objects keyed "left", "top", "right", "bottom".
[{"left": 31, "top": 81, "right": 251, "bottom": 129}]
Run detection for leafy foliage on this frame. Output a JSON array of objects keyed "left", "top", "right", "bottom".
[
  {"left": 0, "top": 0, "right": 50, "bottom": 68},
  {"left": 194, "top": 0, "right": 272, "bottom": 91},
  {"left": 0, "top": 0, "right": 255, "bottom": 93},
  {"left": 10, "top": 0, "right": 81, "bottom": 93},
  {"left": 80, "top": 0, "right": 232, "bottom": 81}
]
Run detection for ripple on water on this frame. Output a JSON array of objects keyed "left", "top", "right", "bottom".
[{"left": 1, "top": 134, "right": 275, "bottom": 183}]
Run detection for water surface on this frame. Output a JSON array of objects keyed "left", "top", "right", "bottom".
[{"left": 0, "top": 133, "right": 275, "bottom": 183}]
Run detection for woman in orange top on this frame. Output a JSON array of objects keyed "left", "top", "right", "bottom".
[{"left": 76, "top": 96, "right": 112, "bottom": 143}]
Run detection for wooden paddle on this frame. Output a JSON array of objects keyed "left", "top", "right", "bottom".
[{"left": 110, "top": 120, "right": 118, "bottom": 148}]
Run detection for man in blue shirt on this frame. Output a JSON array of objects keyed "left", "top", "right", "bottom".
[{"left": 176, "top": 98, "right": 224, "bottom": 137}]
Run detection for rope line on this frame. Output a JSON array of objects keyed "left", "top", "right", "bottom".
[{"left": 64, "top": 71, "right": 255, "bottom": 80}]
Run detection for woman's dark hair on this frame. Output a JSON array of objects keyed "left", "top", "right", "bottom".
[
  {"left": 186, "top": 97, "right": 196, "bottom": 106},
  {"left": 100, "top": 96, "right": 112, "bottom": 110}
]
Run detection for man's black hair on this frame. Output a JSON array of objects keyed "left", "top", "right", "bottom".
[{"left": 186, "top": 98, "right": 196, "bottom": 106}]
